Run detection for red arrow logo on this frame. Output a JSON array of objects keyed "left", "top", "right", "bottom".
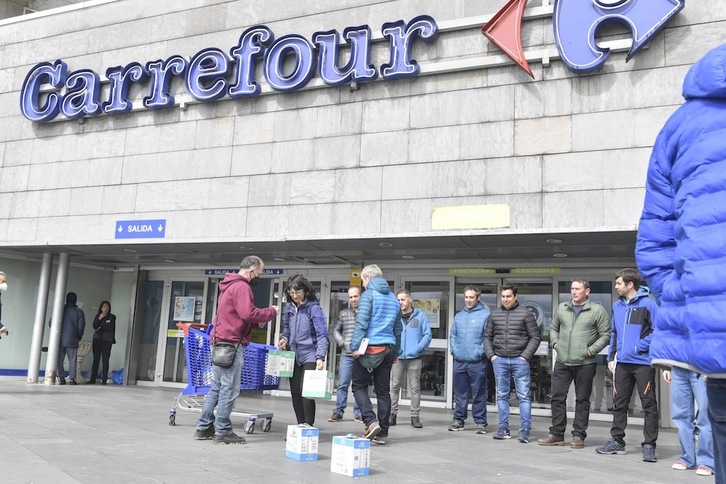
[{"left": 481, "top": 0, "right": 533, "bottom": 78}]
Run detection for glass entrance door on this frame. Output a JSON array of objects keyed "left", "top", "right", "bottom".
[{"left": 163, "top": 279, "right": 208, "bottom": 384}]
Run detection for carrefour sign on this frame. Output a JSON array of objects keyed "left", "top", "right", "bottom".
[{"left": 19, "top": 0, "right": 683, "bottom": 123}]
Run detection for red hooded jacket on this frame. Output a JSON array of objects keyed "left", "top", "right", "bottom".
[{"left": 211, "top": 273, "right": 275, "bottom": 346}]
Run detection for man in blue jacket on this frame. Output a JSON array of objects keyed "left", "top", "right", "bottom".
[
  {"left": 350, "top": 264, "right": 402, "bottom": 445},
  {"left": 596, "top": 268, "right": 659, "bottom": 462},
  {"left": 636, "top": 43, "right": 726, "bottom": 482},
  {"left": 389, "top": 288, "right": 432, "bottom": 428},
  {"left": 449, "top": 285, "right": 490, "bottom": 434}
]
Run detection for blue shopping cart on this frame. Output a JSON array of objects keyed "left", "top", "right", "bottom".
[{"left": 168, "top": 324, "right": 280, "bottom": 434}]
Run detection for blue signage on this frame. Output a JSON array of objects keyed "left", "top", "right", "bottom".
[
  {"left": 204, "top": 268, "right": 284, "bottom": 275},
  {"left": 115, "top": 219, "right": 166, "bottom": 239}
]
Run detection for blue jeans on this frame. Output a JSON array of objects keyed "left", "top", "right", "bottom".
[
  {"left": 197, "top": 345, "right": 243, "bottom": 436},
  {"left": 452, "top": 359, "right": 488, "bottom": 425},
  {"left": 492, "top": 356, "right": 532, "bottom": 431},
  {"left": 334, "top": 354, "right": 360, "bottom": 418},
  {"left": 671, "top": 367, "right": 714, "bottom": 469},
  {"left": 58, "top": 346, "right": 78, "bottom": 381},
  {"left": 708, "top": 378, "right": 726, "bottom": 484}
]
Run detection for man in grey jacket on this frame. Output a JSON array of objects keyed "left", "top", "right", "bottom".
[{"left": 329, "top": 286, "right": 362, "bottom": 422}]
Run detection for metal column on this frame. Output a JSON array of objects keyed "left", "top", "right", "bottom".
[
  {"left": 44, "top": 252, "right": 69, "bottom": 385},
  {"left": 27, "top": 252, "right": 53, "bottom": 383}
]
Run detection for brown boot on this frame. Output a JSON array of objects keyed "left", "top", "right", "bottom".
[
  {"left": 411, "top": 416, "right": 423, "bottom": 428},
  {"left": 570, "top": 436, "right": 585, "bottom": 449},
  {"left": 389, "top": 414, "right": 397, "bottom": 426},
  {"left": 537, "top": 434, "right": 566, "bottom": 446}
]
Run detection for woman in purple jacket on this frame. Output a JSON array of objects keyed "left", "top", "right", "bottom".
[{"left": 278, "top": 275, "right": 329, "bottom": 426}]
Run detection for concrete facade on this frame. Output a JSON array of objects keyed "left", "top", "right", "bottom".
[{"left": 1, "top": 0, "right": 724, "bottom": 248}]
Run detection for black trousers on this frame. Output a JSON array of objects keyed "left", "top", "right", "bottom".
[
  {"left": 611, "top": 362, "right": 658, "bottom": 446},
  {"left": 90, "top": 340, "right": 113, "bottom": 383},
  {"left": 290, "top": 361, "right": 317, "bottom": 426},
  {"left": 549, "top": 361, "right": 596, "bottom": 439}
]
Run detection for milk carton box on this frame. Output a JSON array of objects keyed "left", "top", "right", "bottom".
[
  {"left": 285, "top": 424, "right": 319, "bottom": 461},
  {"left": 330, "top": 435, "right": 371, "bottom": 477}
]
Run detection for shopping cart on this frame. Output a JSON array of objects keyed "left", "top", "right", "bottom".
[{"left": 168, "top": 324, "right": 280, "bottom": 434}]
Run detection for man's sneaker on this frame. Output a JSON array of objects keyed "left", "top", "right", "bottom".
[
  {"left": 354, "top": 416, "right": 364, "bottom": 424},
  {"left": 475, "top": 424, "right": 487, "bottom": 435},
  {"left": 59, "top": 378, "right": 66, "bottom": 385},
  {"left": 642, "top": 443, "right": 657, "bottom": 462},
  {"left": 537, "top": 434, "right": 566, "bottom": 446},
  {"left": 328, "top": 413, "right": 343, "bottom": 422},
  {"left": 570, "top": 436, "right": 585, "bottom": 449},
  {"left": 448, "top": 420, "right": 464, "bottom": 432},
  {"left": 596, "top": 439, "right": 626, "bottom": 455},
  {"left": 213, "top": 432, "right": 246, "bottom": 445},
  {"left": 411, "top": 416, "right": 422, "bottom": 428},
  {"left": 493, "top": 426, "right": 511, "bottom": 440},
  {"left": 372, "top": 435, "right": 387, "bottom": 445},
  {"left": 696, "top": 465, "right": 714, "bottom": 476},
  {"left": 518, "top": 429, "right": 530, "bottom": 444},
  {"left": 194, "top": 425, "right": 215, "bottom": 440},
  {"left": 389, "top": 413, "right": 397, "bottom": 426},
  {"left": 67, "top": 378, "right": 77, "bottom": 385},
  {"left": 363, "top": 421, "right": 381, "bottom": 440}
]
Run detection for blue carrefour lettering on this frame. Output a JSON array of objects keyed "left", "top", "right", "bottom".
[
  {"left": 104, "top": 63, "right": 146, "bottom": 115},
  {"left": 143, "top": 56, "right": 188, "bottom": 110},
  {"left": 264, "top": 34, "right": 315, "bottom": 92},
  {"left": 19, "top": 60, "right": 67, "bottom": 123},
  {"left": 229, "top": 26, "right": 273, "bottom": 98},
  {"left": 312, "top": 26, "right": 377, "bottom": 87},
  {"left": 186, "top": 48, "right": 230, "bottom": 101},
  {"left": 553, "top": 0, "right": 685, "bottom": 73},
  {"left": 60, "top": 69, "right": 102, "bottom": 120},
  {"left": 380, "top": 15, "right": 438, "bottom": 80}
]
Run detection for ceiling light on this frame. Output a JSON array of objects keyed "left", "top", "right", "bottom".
[
  {"left": 378, "top": 242, "right": 393, "bottom": 248},
  {"left": 553, "top": 253, "right": 568, "bottom": 258},
  {"left": 123, "top": 248, "right": 137, "bottom": 253},
  {"left": 239, "top": 245, "right": 254, "bottom": 250},
  {"left": 164, "top": 259, "right": 176, "bottom": 263},
  {"left": 546, "top": 239, "right": 562, "bottom": 244},
  {"left": 273, "top": 257, "right": 286, "bottom": 262},
  {"left": 401, "top": 255, "right": 415, "bottom": 259}
]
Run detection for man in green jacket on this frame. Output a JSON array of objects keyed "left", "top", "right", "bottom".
[{"left": 538, "top": 279, "right": 611, "bottom": 449}]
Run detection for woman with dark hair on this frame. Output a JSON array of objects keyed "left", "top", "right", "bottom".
[
  {"left": 90, "top": 300, "right": 116, "bottom": 384},
  {"left": 278, "top": 275, "right": 329, "bottom": 426}
]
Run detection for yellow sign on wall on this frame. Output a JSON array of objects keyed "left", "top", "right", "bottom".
[
  {"left": 432, "top": 204, "right": 510, "bottom": 230},
  {"left": 350, "top": 268, "right": 362, "bottom": 287}
]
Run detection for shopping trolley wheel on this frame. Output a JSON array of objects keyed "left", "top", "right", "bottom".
[
  {"left": 168, "top": 414, "right": 176, "bottom": 426},
  {"left": 260, "top": 418, "right": 272, "bottom": 432},
  {"left": 243, "top": 420, "right": 256, "bottom": 434}
]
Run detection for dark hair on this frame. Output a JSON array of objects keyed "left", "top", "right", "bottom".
[
  {"left": 97, "top": 300, "right": 112, "bottom": 315},
  {"left": 615, "top": 268, "right": 642, "bottom": 290},
  {"left": 463, "top": 285, "right": 481, "bottom": 297},
  {"left": 396, "top": 288, "right": 411, "bottom": 298},
  {"left": 571, "top": 278, "right": 590, "bottom": 289},
  {"left": 286, "top": 274, "right": 317, "bottom": 302},
  {"left": 501, "top": 283, "right": 518, "bottom": 295}
]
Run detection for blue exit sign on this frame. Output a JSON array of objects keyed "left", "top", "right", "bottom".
[{"left": 115, "top": 219, "right": 166, "bottom": 239}]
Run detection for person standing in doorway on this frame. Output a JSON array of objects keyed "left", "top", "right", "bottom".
[
  {"left": 448, "top": 285, "right": 490, "bottom": 434},
  {"left": 485, "top": 284, "right": 541, "bottom": 443},
  {"left": 390, "top": 288, "right": 432, "bottom": 428},
  {"left": 195, "top": 256, "right": 277, "bottom": 444},
  {"left": 56, "top": 292, "right": 86, "bottom": 385},
  {"left": 0, "top": 271, "right": 8, "bottom": 337},
  {"left": 329, "top": 286, "right": 363, "bottom": 423},
  {"left": 538, "top": 279, "right": 611, "bottom": 449},
  {"left": 89, "top": 300, "right": 116, "bottom": 385},
  {"left": 595, "top": 268, "right": 659, "bottom": 462}
]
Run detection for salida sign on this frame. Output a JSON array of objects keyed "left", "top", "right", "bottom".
[{"left": 19, "top": 0, "right": 684, "bottom": 123}]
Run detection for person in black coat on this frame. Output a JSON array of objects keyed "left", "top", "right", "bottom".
[{"left": 89, "top": 300, "right": 116, "bottom": 385}]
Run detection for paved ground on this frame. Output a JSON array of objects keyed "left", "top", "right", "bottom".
[{"left": 0, "top": 378, "right": 713, "bottom": 483}]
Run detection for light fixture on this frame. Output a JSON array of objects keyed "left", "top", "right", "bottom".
[
  {"left": 239, "top": 245, "right": 254, "bottom": 250},
  {"left": 546, "top": 239, "right": 562, "bottom": 244},
  {"left": 164, "top": 259, "right": 176, "bottom": 263},
  {"left": 123, "top": 248, "right": 137, "bottom": 253},
  {"left": 553, "top": 253, "right": 568, "bottom": 258},
  {"left": 378, "top": 242, "right": 393, "bottom": 248},
  {"left": 401, "top": 255, "right": 415, "bottom": 260},
  {"left": 273, "top": 257, "right": 286, "bottom": 262}
]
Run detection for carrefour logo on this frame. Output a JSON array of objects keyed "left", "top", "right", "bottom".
[{"left": 19, "top": 0, "right": 683, "bottom": 123}]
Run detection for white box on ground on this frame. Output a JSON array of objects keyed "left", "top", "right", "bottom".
[
  {"left": 285, "top": 425, "right": 319, "bottom": 461},
  {"left": 331, "top": 435, "right": 371, "bottom": 477}
]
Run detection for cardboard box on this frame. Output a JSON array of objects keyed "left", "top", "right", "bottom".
[
  {"left": 267, "top": 350, "right": 295, "bottom": 377},
  {"left": 330, "top": 435, "right": 371, "bottom": 477},
  {"left": 285, "top": 425, "right": 319, "bottom": 461}
]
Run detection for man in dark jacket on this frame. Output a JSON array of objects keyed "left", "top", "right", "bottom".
[
  {"left": 57, "top": 292, "right": 86, "bottom": 385},
  {"left": 329, "top": 286, "right": 362, "bottom": 423},
  {"left": 538, "top": 279, "right": 610, "bottom": 449},
  {"left": 485, "top": 284, "right": 541, "bottom": 443},
  {"left": 195, "top": 256, "right": 277, "bottom": 445},
  {"left": 0, "top": 271, "right": 8, "bottom": 337}
]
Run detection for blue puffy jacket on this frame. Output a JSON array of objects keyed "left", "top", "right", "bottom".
[
  {"left": 350, "top": 277, "right": 402, "bottom": 354},
  {"left": 450, "top": 302, "right": 490, "bottom": 362},
  {"left": 282, "top": 299, "right": 329, "bottom": 364},
  {"left": 608, "top": 286, "right": 659, "bottom": 366},
  {"left": 398, "top": 308, "right": 432, "bottom": 359},
  {"left": 636, "top": 43, "right": 726, "bottom": 377}
]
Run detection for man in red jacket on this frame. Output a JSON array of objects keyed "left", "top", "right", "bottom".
[{"left": 195, "top": 255, "right": 278, "bottom": 444}]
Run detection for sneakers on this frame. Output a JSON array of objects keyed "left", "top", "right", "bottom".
[
  {"left": 328, "top": 413, "right": 343, "bottom": 422},
  {"left": 194, "top": 425, "right": 215, "bottom": 440},
  {"left": 363, "top": 421, "right": 381, "bottom": 441},
  {"left": 642, "top": 444, "right": 657, "bottom": 463},
  {"left": 67, "top": 378, "right": 77, "bottom": 385},
  {"left": 59, "top": 377, "right": 66, "bottom": 385},
  {"left": 570, "top": 436, "right": 585, "bottom": 449},
  {"left": 475, "top": 424, "right": 487, "bottom": 435},
  {"left": 671, "top": 461, "right": 689, "bottom": 471},
  {"left": 537, "top": 434, "right": 566, "bottom": 446},
  {"left": 411, "top": 416, "right": 422, "bottom": 428},
  {"left": 596, "top": 439, "right": 626, "bottom": 455},
  {"left": 354, "top": 416, "right": 364, "bottom": 424},
  {"left": 372, "top": 435, "right": 387, "bottom": 445},
  {"left": 493, "top": 426, "right": 511, "bottom": 440},
  {"left": 213, "top": 432, "right": 246, "bottom": 445},
  {"left": 448, "top": 420, "right": 464, "bottom": 432},
  {"left": 518, "top": 429, "right": 530, "bottom": 444},
  {"left": 696, "top": 465, "right": 714, "bottom": 476},
  {"left": 389, "top": 414, "right": 397, "bottom": 426}
]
